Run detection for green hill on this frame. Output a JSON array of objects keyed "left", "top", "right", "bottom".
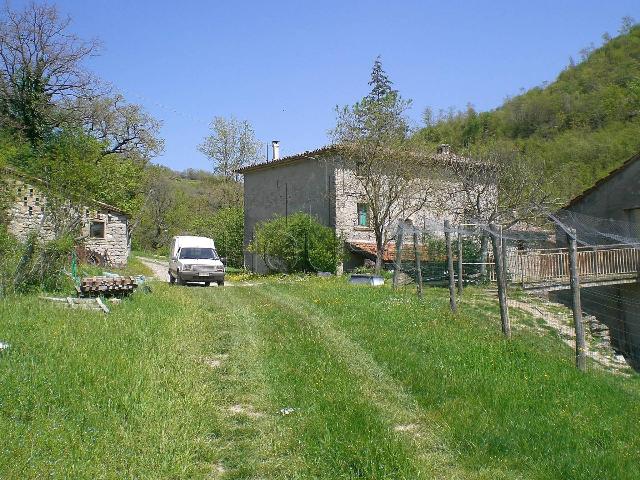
[{"left": 414, "top": 24, "right": 640, "bottom": 201}]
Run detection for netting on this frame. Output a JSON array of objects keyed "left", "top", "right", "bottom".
[{"left": 388, "top": 208, "right": 640, "bottom": 373}]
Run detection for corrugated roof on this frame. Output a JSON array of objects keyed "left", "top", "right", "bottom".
[{"left": 563, "top": 151, "right": 640, "bottom": 209}]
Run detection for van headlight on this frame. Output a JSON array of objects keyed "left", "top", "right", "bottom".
[{"left": 181, "top": 264, "right": 193, "bottom": 271}]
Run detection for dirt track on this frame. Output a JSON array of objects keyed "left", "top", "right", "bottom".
[{"left": 138, "top": 257, "right": 170, "bottom": 282}]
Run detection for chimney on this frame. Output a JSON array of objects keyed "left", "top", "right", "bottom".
[
  {"left": 272, "top": 140, "right": 280, "bottom": 160},
  {"left": 437, "top": 144, "right": 450, "bottom": 155}
]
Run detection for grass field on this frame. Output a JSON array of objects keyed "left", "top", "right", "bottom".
[{"left": 1, "top": 276, "right": 639, "bottom": 479}]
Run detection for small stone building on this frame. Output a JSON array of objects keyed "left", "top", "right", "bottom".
[
  {"left": 553, "top": 151, "right": 640, "bottom": 368},
  {"left": 3, "top": 168, "right": 130, "bottom": 267}
]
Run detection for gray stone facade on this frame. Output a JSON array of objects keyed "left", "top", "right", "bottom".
[
  {"left": 240, "top": 148, "right": 463, "bottom": 273},
  {"left": 5, "top": 174, "right": 130, "bottom": 267}
]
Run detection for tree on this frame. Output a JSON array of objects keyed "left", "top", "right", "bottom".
[
  {"left": 445, "top": 140, "right": 557, "bottom": 276},
  {"left": 332, "top": 57, "right": 433, "bottom": 274},
  {"left": 198, "top": 116, "right": 261, "bottom": 179},
  {"left": 67, "top": 93, "right": 164, "bottom": 162},
  {"left": 0, "top": 2, "right": 100, "bottom": 143}
]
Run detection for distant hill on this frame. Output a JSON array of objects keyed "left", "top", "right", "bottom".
[{"left": 414, "top": 23, "right": 640, "bottom": 201}]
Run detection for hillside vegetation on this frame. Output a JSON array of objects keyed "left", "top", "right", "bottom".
[
  {"left": 132, "top": 166, "right": 244, "bottom": 265},
  {"left": 1, "top": 279, "right": 639, "bottom": 479},
  {"left": 415, "top": 24, "right": 640, "bottom": 201}
]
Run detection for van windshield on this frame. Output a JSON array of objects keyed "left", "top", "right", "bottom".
[{"left": 179, "top": 247, "right": 218, "bottom": 260}]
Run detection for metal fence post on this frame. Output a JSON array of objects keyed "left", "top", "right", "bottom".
[
  {"left": 413, "top": 231, "right": 423, "bottom": 299},
  {"left": 457, "top": 231, "right": 463, "bottom": 295},
  {"left": 392, "top": 224, "right": 405, "bottom": 290}
]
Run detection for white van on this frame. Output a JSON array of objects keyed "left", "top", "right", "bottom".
[{"left": 168, "top": 236, "right": 225, "bottom": 286}]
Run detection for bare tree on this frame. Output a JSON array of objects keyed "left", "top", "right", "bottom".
[
  {"left": 449, "top": 141, "right": 555, "bottom": 228},
  {"left": 0, "top": 2, "right": 100, "bottom": 142},
  {"left": 446, "top": 141, "right": 557, "bottom": 274},
  {"left": 66, "top": 93, "right": 164, "bottom": 162},
  {"left": 332, "top": 57, "right": 436, "bottom": 274},
  {"left": 198, "top": 116, "right": 261, "bottom": 180}
]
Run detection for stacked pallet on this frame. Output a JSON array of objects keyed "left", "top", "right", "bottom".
[
  {"left": 79, "top": 276, "right": 137, "bottom": 296},
  {"left": 41, "top": 296, "right": 110, "bottom": 313}
]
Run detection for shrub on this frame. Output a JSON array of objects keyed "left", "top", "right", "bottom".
[
  {"left": 0, "top": 226, "right": 73, "bottom": 296},
  {"left": 250, "top": 213, "right": 340, "bottom": 273}
]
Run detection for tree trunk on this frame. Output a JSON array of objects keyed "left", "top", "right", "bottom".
[{"left": 375, "top": 234, "right": 384, "bottom": 275}]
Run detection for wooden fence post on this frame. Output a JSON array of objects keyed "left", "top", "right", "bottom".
[
  {"left": 392, "top": 224, "right": 405, "bottom": 290},
  {"left": 480, "top": 233, "right": 488, "bottom": 281},
  {"left": 490, "top": 224, "right": 511, "bottom": 338},
  {"left": 445, "top": 220, "right": 457, "bottom": 312},
  {"left": 457, "top": 231, "right": 463, "bottom": 295},
  {"left": 567, "top": 228, "right": 586, "bottom": 371},
  {"left": 413, "top": 231, "right": 423, "bottom": 299},
  {"left": 501, "top": 231, "right": 509, "bottom": 283}
]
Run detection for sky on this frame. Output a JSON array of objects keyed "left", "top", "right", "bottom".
[{"left": 16, "top": 0, "right": 640, "bottom": 171}]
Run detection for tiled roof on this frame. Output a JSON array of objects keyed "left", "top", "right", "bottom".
[
  {"left": 236, "top": 145, "right": 477, "bottom": 175},
  {"left": 346, "top": 241, "right": 440, "bottom": 262},
  {"left": 236, "top": 145, "right": 337, "bottom": 174}
]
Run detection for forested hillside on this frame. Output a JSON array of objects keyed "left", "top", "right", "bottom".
[
  {"left": 132, "top": 167, "right": 244, "bottom": 265},
  {"left": 414, "top": 23, "right": 640, "bottom": 201}
]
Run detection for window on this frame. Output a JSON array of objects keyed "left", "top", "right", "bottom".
[
  {"left": 179, "top": 247, "right": 218, "bottom": 260},
  {"left": 89, "top": 221, "right": 105, "bottom": 238},
  {"left": 357, "top": 203, "right": 369, "bottom": 227}
]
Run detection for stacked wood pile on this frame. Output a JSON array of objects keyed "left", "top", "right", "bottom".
[{"left": 78, "top": 276, "right": 137, "bottom": 296}]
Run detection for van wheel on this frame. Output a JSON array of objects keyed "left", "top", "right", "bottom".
[
  {"left": 204, "top": 281, "right": 210, "bottom": 287},
  {"left": 169, "top": 273, "right": 175, "bottom": 284},
  {"left": 217, "top": 280, "right": 224, "bottom": 286}
]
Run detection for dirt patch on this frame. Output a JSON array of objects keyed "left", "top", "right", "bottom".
[
  {"left": 137, "top": 257, "right": 170, "bottom": 282},
  {"left": 228, "top": 404, "right": 263, "bottom": 418},
  {"left": 203, "top": 354, "right": 228, "bottom": 368},
  {"left": 508, "top": 297, "right": 630, "bottom": 374}
]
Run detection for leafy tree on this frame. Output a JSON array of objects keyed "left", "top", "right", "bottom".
[
  {"left": 198, "top": 116, "right": 261, "bottom": 179},
  {"left": 131, "top": 165, "right": 243, "bottom": 255},
  {"left": 332, "top": 57, "right": 433, "bottom": 274},
  {"left": 0, "top": 2, "right": 99, "bottom": 143}
]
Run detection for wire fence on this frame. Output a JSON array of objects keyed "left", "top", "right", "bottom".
[{"left": 388, "top": 209, "right": 640, "bottom": 374}]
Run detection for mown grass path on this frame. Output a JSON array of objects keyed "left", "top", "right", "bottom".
[{"left": 1, "top": 278, "right": 639, "bottom": 479}]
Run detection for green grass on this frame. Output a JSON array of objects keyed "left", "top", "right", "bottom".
[{"left": 1, "top": 277, "right": 639, "bottom": 478}]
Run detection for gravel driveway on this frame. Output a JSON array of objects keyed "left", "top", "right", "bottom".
[{"left": 138, "top": 257, "right": 170, "bottom": 282}]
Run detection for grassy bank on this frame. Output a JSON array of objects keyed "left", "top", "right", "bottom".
[{"left": 1, "top": 277, "right": 638, "bottom": 478}]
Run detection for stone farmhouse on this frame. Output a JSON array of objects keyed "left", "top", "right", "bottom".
[
  {"left": 238, "top": 142, "right": 477, "bottom": 273},
  {"left": 552, "top": 151, "right": 640, "bottom": 368},
  {"left": 3, "top": 167, "right": 130, "bottom": 267}
]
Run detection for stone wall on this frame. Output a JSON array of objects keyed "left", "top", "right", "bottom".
[
  {"left": 242, "top": 156, "right": 334, "bottom": 273},
  {"left": 6, "top": 178, "right": 129, "bottom": 267},
  {"left": 334, "top": 165, "right": 464, "bottom": 245}
]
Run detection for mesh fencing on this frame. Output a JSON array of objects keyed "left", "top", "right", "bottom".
[{"left": 388, "top": 209, "right": 640, "bottom": 374}]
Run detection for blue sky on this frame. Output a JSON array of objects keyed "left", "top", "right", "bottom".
[{"left": 24, "top": 1, "right": 640, "bottom": 170}]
